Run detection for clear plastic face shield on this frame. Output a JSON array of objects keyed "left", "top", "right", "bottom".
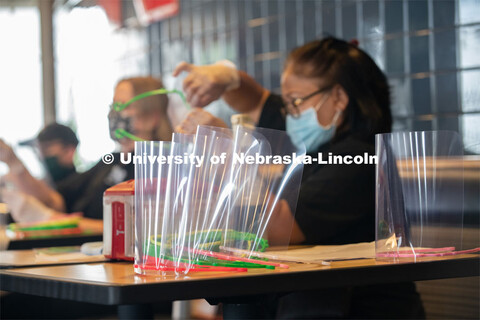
[
  {"left": 375, "top": 131, "right": 480, "bottom": 261},
  {"left": 108, "top": 88, "right": 189, "bottom": 142},
  {"left": 134, "top": 125, "right": 305, "bottom": 275}
]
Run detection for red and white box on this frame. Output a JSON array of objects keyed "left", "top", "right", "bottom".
[{"left": 103, "top": 179, "right": 135, "bottom": 261}]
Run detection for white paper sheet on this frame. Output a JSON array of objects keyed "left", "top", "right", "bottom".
[{"left": 222, "top": 241, "right": 376, "bottom": 264}]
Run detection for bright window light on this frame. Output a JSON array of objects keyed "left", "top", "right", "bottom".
[{"left": 0, "top": 6, "right": 44, "bottom": 178}]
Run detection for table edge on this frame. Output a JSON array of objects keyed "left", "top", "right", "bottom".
[{"left": 0, "top": 256, "right": 478, "bottom": 305}]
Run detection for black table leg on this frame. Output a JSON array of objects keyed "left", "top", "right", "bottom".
[
  {"left": 117, "top": 303, "right": 154, "bottom": 319},
  {"left": 208, "top": 295, "right": 279, "bottom": 319},
  {"left": 222, "top": 303, "right": 275, "bottom": 319}
]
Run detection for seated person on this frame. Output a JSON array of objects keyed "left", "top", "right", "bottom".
[
  {"left": 173, "top": 37, "right": 424, "bottom": 319},
  {"left": 1, "top": 123, "right": 78, "bottom": 191},
  {"left": 1, "top": 123, "right": 79, "bottom": 222}
]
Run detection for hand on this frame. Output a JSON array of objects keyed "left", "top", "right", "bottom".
[
  {"left": 175, "top": 108, "right": 229, "bottom": 134},
  {"left": 0, "top": 139, "right": 23, "bottom": 172},
  {"left": 172, "top": 61, "right": 240, "bottom": 108},
  {"left": 2, "top": 189, "right": 56, "bottom": 223}
]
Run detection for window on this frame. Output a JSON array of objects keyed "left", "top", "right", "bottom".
[{"left": 0, "top": 6, "right": 44, "bottom": 177}]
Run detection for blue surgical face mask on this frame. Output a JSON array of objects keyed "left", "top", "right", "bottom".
[{"left": 286, "top": 95, "right": 342, "bottom": 152}]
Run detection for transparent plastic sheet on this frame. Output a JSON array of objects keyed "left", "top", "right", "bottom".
[
  {"left": 134, "top": 135, "right": 198, "bottom": 274},
  {"left": 134, "top": 141, "right": 174, "bottom": 274},
  {"left": 375, "top": 131, "right": 479, "bottom": 261},
  {"left": 135, "top": 128, "right": 237, "bottom": 274},
  {"left": 134, "top": 125, "right": 305, "bottom": 275},
  {"left": 221, "top": 126, "right": 305, "bottom": 254},
  {"left": 174, "top": 126, "right": 236, "bottom": 273},
  {"left": 166, "top": 133, "right": 196, "bottom": 271}
]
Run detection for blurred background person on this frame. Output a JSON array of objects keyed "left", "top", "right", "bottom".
[
  {"left": 0, "top": 123, "right": 79, "bottom": 188},
  {"left": 0, "top": 123, "right": 79, "bottom": 221},
  {"left": 50, "top": 76, "right": 173, "bottom": 221}
]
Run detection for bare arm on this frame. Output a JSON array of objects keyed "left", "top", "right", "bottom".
[
  {"left": 267, "top": 199, "right": 306, "bottom": 245},
  {"left": 222, "top": 71, "right": 269, "bottom": 114},
  {"left": 3, "top": 189, "right": 101, "bottom": 230},
  {"left": 78, "top": 217, "right": 103, "bottom": 233},
  {"left": 0, "top": 139, "right": 66, "bottom": 211},
  {"left": 6, "top": 168, "right": 66, "bottom": 211},
  {"left": 173, "top": 62, "right": 270, "bottom": 122}
]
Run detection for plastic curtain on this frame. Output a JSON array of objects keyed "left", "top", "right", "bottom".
[
  {"left": 134, "top": 125, "right": 304, "bottom": 275},
  {"left": 375, "top": 131, "right": 474, "bottom": 261}
]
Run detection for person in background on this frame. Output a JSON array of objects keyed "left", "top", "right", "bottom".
[
  {"left": 1, "top": 123, "right": 79, "bottom": 187},
  {"left": 48, "top": 76, "right": 173, "bottom": 221},
  {"left": 27, "top": 123, "right": 79, "bottom": 184},
  {"left": 0, "top": 123, "right": 79, "bottom": 221},
  {"left": 173, "top": 37, "right": 424, "bottom": 319},
  {"left": 2, "top": 76, "right": 172, "bottom": 223}
]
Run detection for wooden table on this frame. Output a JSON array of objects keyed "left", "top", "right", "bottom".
[
  {"left": 1, "top": 255, "right": 478, "bottom": 306},
  {"left": 0, "top": 249, "right": 107, "bottom": 269}
]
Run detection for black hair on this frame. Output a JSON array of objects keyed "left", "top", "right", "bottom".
[
  {"left": 286, "top": 37, "right": 392, "bottom": 141},
  {"left": 37, "top": 123, "right": 79, "bottom": 147}
]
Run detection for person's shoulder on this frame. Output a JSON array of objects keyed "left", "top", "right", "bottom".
[
  {"left": 80, "top": 157, "right": 114, "bottom": 176},
  {"left": 258, "top": 93, "right": 285, "bottom": 130},
  {"left": 57, "top": 155, "right": 118, "bottom": 187},
  {"left": 264, "top": 93, "right": 284, "bottom": 108}
]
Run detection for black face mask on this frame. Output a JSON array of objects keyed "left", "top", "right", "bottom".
[
  {"left": 44, "top": 156, "right": 76, "bottom": 183},
  {"left": 108, "top": 111, "right": 135, "bottom": 142}
]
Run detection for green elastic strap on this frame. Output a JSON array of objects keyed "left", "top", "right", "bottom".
[
  {"left": 111, "top": 88, "right": 190, "bottom": 142},
  {"left": 145, "top": 239, "right": 272, "bottom": 269},
  {"left": 148, "top": 229, "right": 269, "bottom": 253},
  {"left": 145, "top": 245, "right": 272, "bottom": 269},
  {"left": 112, "top": 88, "right": 189, "bottom": 112},
  {"left": 114, "top": 128, "right": 144, "bottom": 141}
]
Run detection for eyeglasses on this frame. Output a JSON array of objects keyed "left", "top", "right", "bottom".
[{"left": 283, "top": 86, "right": 332, "bottom": 118}]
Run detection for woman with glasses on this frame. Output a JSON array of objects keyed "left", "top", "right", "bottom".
[
  {"left": 174, "top": 37, "right": 424, "bottom": 319},
  {"left": 175, "top": 37, "right": 391, "bottom": 245}
]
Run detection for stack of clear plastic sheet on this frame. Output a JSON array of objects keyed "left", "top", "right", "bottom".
[
  {"left": 375, "top": 131, "right": 480, "bottom": 261},
  {"left": 134, "top": 125, "right": 305, "bottom": 275}
]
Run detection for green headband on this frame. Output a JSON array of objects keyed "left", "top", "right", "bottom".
[
  {"left": 111, "top": 88, "right": 190, "bottom": 141},
  {"left": 112, "top": 88, "right": 189, "bottom": 112}
]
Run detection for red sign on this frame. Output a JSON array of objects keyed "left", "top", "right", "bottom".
[
  {"left": 134, "top": 0, "right": 179, "bottom": 25},
  {"left": 97, "top": 0, "right": 122, "bottom": 27}
]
